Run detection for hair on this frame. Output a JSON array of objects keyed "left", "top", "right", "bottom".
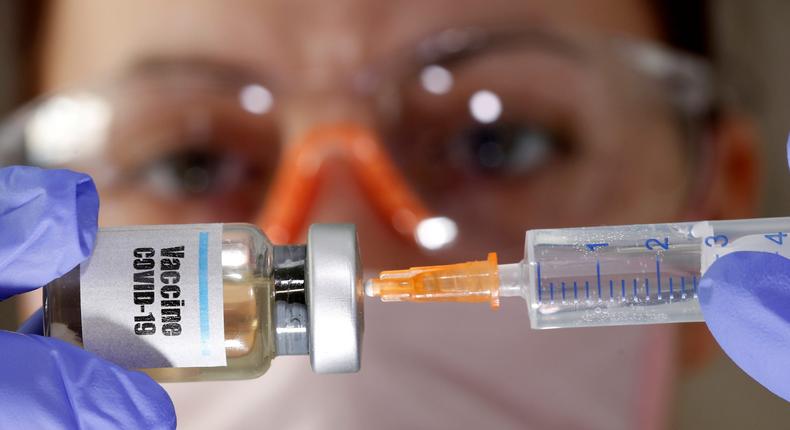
[
  {"left": 652, "top": 0, "right": 710, "bottom": 57},
  {"left": 8, "top": 0, "right": 46, "bottom": 107}
]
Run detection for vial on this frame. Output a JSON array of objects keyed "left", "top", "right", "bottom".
[{"left": 43, "top": 223, "right": 363, "bottom": 382}]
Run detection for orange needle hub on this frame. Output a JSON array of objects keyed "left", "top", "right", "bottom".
[{"left": 365, "top": 253, "right": 501, "bottom": 309}]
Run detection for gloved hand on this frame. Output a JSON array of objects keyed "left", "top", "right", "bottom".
[
  {"left": 0, "top": 166, "right": 176, "bottom": 429},
  {"left": 699, "top": 251, "right": 790, "bottom": 402}
]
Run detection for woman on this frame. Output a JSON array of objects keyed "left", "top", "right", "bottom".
[{"left": 1, "top": 0, "right": 758, "bottom": 428}]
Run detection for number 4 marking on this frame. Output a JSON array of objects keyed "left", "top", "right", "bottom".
[{"left": 765, "top": 232, "right": 787, "bottom": 245}]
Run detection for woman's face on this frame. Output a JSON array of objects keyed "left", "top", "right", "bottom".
[{"left": 36, "top": 0, "right": 707, "bottom": 268}]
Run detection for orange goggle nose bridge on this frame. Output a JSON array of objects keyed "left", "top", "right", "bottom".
[{"left": 256, "top": 124, "right": 433, "bottom": 245}]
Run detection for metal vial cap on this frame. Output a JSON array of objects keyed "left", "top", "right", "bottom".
[{"left": 307, "top": 224, "right": 364, "bottom": 373}]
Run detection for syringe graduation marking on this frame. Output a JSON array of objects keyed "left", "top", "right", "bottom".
[
  {"left": 596, "top": 260, "right": 602, "bottom": 300},
  {"left": 621, "top": 279, "right": 626, "bottom": 301},
  {"left": 692, "top": 275, "right": 698, "bottom": 298},
  {"left": 534, "top": 257, "right": 702, "bottom": 305},
  {"left": 537, "top": 262, "right": 542, "bottom": 303},
  {"left": 655, "top": 257, "right": 662, "bottom": 299}
]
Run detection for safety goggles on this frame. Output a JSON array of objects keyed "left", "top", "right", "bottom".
[{"left": 0, "top": 27, "right": 716, "bottom": 264}]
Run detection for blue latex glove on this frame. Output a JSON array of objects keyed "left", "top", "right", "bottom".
[
  {"left": 699, "top": 251, "right": 790, "bottom": 402},
  {"left": 0, "top": 166, "right": 176, "bottom": 429}
]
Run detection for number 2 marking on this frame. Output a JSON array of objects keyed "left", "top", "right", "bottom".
[{"left": 645, "top": 237, "right": 669, "bottom": 250}]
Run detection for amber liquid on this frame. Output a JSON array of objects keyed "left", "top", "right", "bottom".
[{"left": 44, "top": 224, "right": 276, "bottom": 382}]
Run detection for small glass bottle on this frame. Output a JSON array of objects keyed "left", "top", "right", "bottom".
[{"left": 44, "top": 223, "right": 363, "bottom": 382}]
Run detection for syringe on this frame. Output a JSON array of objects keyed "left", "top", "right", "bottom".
[{"left": 365, "top": 217, "right": 790, "bottom": 329}]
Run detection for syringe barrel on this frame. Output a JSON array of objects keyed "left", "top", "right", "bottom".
[{"left": 524, "top": 217, "right": 790, "bottom": 329}]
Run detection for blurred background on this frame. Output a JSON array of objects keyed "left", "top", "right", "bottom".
[
  {"left": 1, "top": 1, "right": 789, "bottom": 428},
  {"left": 676, "top": 5, "right": 790, "bottom": 427}
]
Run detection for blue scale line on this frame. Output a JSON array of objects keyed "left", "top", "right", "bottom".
[
  {"left": 198, "top": 231, "right": 210, "bottom": 355},
  {"left": 585, "top": 281, "right": 590, "bottom": 300},
  {"left": 573, "top": 281, "right": 578, "bottom": 301},
  {"left": 669, "top": 277, "right": 674, "bottom": 298},
  {"left": 550, "top": 282, "right": 555, "bottom": 302},
  {"left": 681, "top": 277, "right": 686, "bottom": 296},
  {"left": 692, "top": 275, "right": 698, "bottom": 297},
  {"left": 645, "top": 278, "right": 650, "bottom": 299},
  {"left": 632, "top": 279, "right": 638, "bottom": 299},
  {"left": 596, "top": 260, "right": 602, "bottom": 299},
  {"left": 621, "top": 279, "right": 626, "bottom": 299},
  {"left": 561, "top": 282, "right": 566, "bottom": 301},
  {"left": 609, "top": 279, "right": 614, "bottom": 300},
  {"left": 537, "top": 263, "right": 542, "bottom": 303},
  {"left": 656, "top": 257, "right": 662, "bottom": 298}
]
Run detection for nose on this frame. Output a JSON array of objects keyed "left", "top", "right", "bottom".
[
  {"left": 255, "top": 123, "right": 434, "bottom": 260},
  {"left": 305, "top": 159, "right": 425, "bottom": 270}
]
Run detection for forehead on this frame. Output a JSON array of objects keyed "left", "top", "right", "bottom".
[{"left": 41, "top": 0, "right": 660, "bottom": 89}]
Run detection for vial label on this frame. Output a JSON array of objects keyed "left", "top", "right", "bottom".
[{"left": 80, "top": 224, "right": 227, "bottom": 368}]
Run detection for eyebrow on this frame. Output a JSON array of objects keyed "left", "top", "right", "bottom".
[
  {"left": 414, "top": 27, "right": 585, "bottom": 69},
  {"left": 121, "top": 28, "right": 585, "bottom": 92},
  {"left": 124, "top": 56, "right": 270, "bottom": 88}
]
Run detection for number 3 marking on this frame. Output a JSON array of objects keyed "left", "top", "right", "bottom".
[{"left": 704, "top": 235, "right": 728, "bottom": 247}]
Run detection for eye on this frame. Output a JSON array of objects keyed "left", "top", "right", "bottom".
[
  {"left": 448, "top": 122, "right": 566, "bottom": 178},
  {"left": 142, "top": 148, "right": 251, "bottom": 197}
]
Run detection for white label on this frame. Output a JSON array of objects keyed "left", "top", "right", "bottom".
[{"left": 80, "top": 224, "right": 227, "bottom": 368}]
